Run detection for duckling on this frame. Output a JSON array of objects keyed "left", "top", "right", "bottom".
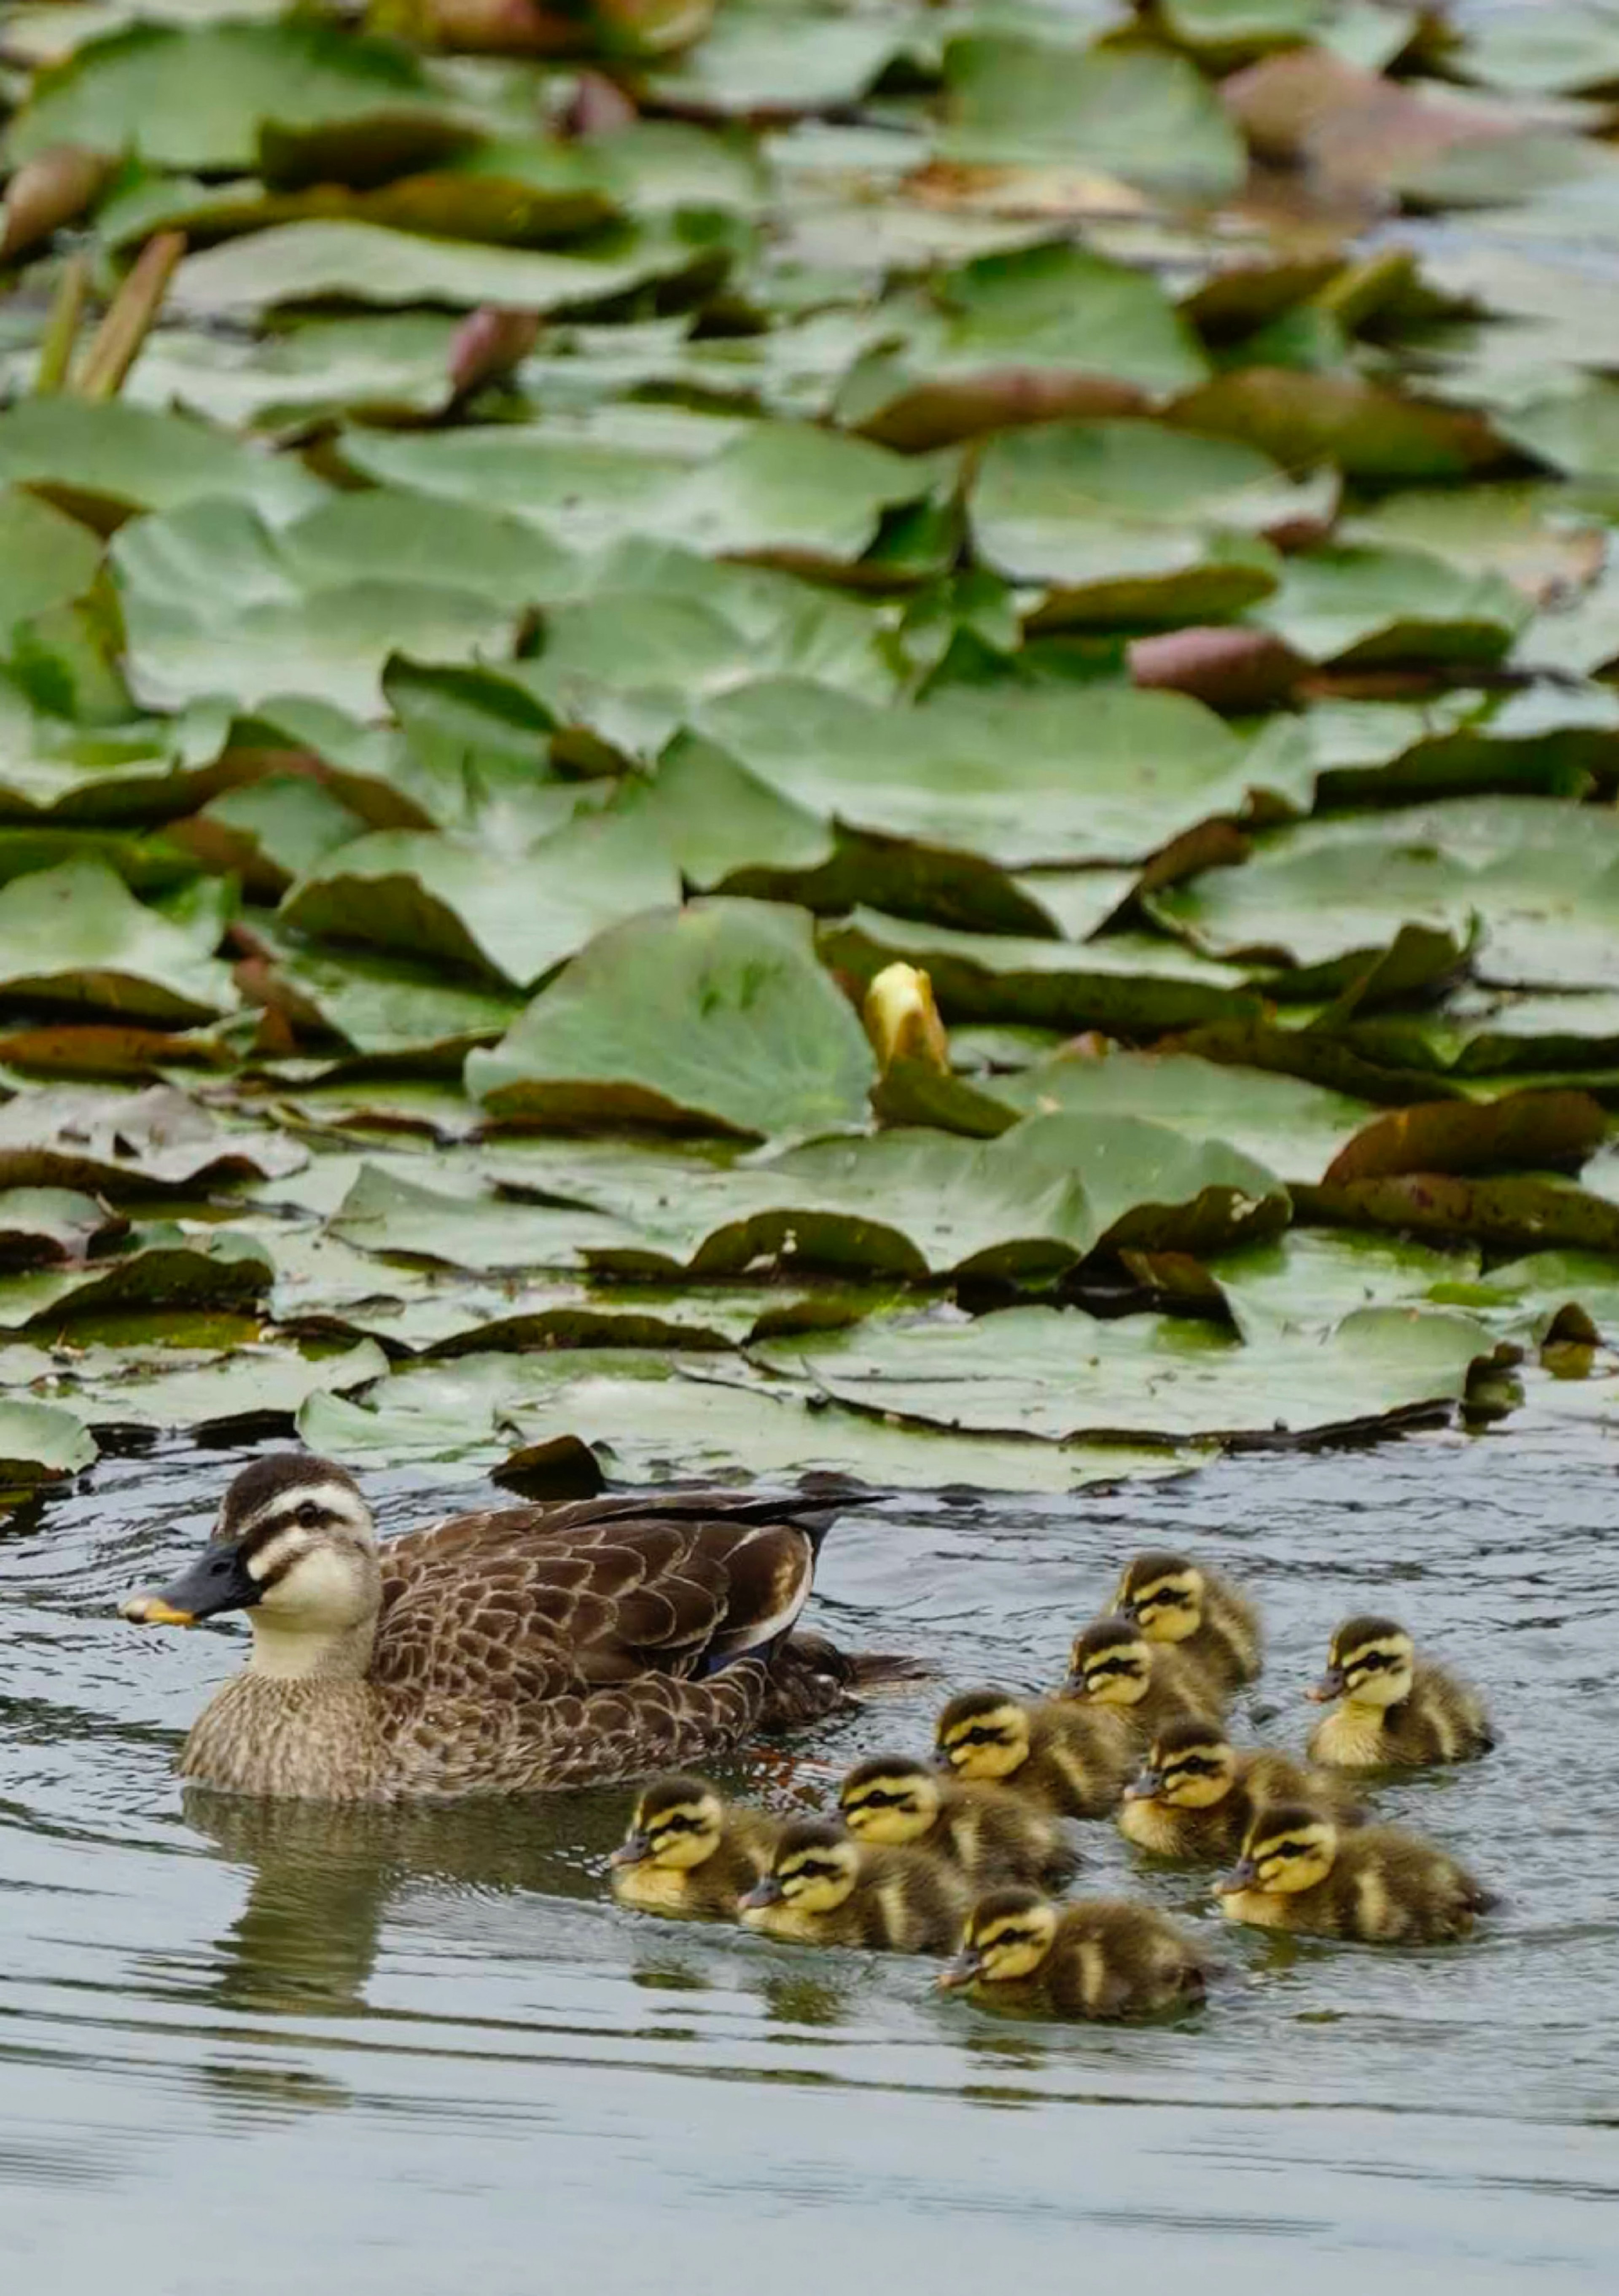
[
  {"left": 1060, "top": 1617, "right": 1225, "bottom": 1748},
  {"left": 609, "top": 1773, "right": 779, "bottom": 1920},
  {"left": 1306, "top": 1616, "right": 1494, "bottom": 1771},
  {"left": 939, "top": 1887, "right": 1207, "bottom": 2021},
  {"left": 739, "top": 1817, "right": 970, "bottom": 1954},
  {"left": 1114, "top": 1550, "right": 1262, "bottom": 1690},
  {"left": 1215, "top": 1802, "right": 1495, "bottom": 1943},
  {"left": 934, "top": 1688, "right": 1135, "bottom": 1820},
  {"left": 839, "top": 1753, "right": 1078, "bottom": 1892},
  {"left": 1120, "top": 1718, "right": 1369, "bottom": 1862}
]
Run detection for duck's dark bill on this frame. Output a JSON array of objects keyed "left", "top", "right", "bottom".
[
  {"left": 937, "top": 1950, "right": 983, "bottom": 1991},
  {"left": 1305, "top": 1670, "right": 1345, "bottom": 1703},
  {"left": 1123, "top": 1771, "right": 1162, "bottom": 1802},
  {"left": 120, "top": 1541, "right": 261, "bottom": 1627},
  {"left": 609, "top": 1834, "right": 651, "bottom": 1869},
  {"left": 1215, "top": 1860, "right": 1259, "bottom": 1894},
  {"left": 739, "top": 1876, "right": 783, "bottom": 1910}
]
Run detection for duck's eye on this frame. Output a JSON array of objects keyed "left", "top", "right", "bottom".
[
  {"left": 1275, "top": 1842, "right": 1307, "bottom": 1860},
  {"left": 295, "top": 1500, "right": 323, "bottom": 1528}
]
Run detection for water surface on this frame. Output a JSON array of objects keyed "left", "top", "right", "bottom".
[{"left": 2, "top": 1422, "right": 1614, "bottom": 2293}]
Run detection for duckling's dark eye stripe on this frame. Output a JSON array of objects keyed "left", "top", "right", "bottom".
[
  {"left": 1170, "top": 1756, "right": 1219, "bottom": 1777},
  {"left": 1089, "top": 1658, "right": 1139, "bottom": 1679}
]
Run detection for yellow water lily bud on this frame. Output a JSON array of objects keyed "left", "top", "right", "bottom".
[{"left": 863, "top": 962, "right": 949, "bottom": 1075}]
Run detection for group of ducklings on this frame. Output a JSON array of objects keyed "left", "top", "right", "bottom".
[{"left": 609, "top": 1553, "right": 1498, "bottom": 2022}]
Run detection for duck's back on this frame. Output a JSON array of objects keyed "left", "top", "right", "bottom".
[
  {"left": 1046, "top": 1900, "right": 1207, "bottom": 2018},
  {"left": 1026, "top": 1702, "right": 1135, "bottom": 1817},
  {"left": 1198, "top": 1583, "right": 1263, "bottom": 1688},
  {"left": 938, "top": 1781, "right": 1076, "bottom": 1890},
  {"left": 1318, "top": 1826, "right": 1493, "bottom": 1942},
  {"left": 374, "top": 1489, "right": 826, "bottom": 1704},
  {"left": 1387, "top": 1664, "right": 1494, "bottom": 1764},
  {"left": 855, "top": 1845, "right": 971, "bottom": 1953}
]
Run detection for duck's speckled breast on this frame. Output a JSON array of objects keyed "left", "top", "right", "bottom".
[{"left": 180, "top": 1677, "right": 385, "bottom": 1800}]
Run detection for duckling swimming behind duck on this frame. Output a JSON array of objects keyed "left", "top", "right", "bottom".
[
  {"left": 940, "top": 1887, "right": 1208, "bottom": 2021},
  {"left": 1215, "top": 1802, "right": 1495, "bottom": 1944},
  {"left": 610, "top": 1774, "right": 779, "bottom": 1920},
  {"left": 934, "top": 1688, "right": 1134, "bottom": 1819},
  {"left": 1120, "top": 1719, "right": 1369, "bottom": 1863},
  {"left": 1306, "top": 1616, "right": 1494, "bottom": 1771},
  {"left": 1060, "top": 1617, "right": 1224, "bottom": 1747},
  {"left": 838, "top": 1753, "right": 1078, "bottom": 1892},
  {"left": 740, "top": 1817, "right": 970, "bottom": 1954},
  {"left": 1114, "top": 1551, "right": 1262, "bottom": 1690}
]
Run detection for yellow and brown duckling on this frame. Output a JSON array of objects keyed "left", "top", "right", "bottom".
[
  {"left": 934, "top": 1688, "right": 1135, "bottom": 1820},
  {"left": 1215, "top": 1802, "right": 1495, "bottom": 1944},
  {"left": 940, "top": 1887, "right": 1208, "bottom": 2021},
  {"left": 839, "top": 1753, "right": 1078, "bottom": 1893},
  {"left": 1121, "top": 1718, "right": 1369, "bottom": 1863},
  {"left": 1114, "top": 1551, "right": 1263, "bottom": 1691},
  {"left": 609, "top": 1774, "right": 779, "bottom": 1920},
  {"left": 1306, "top": 1616, "right": 1494, "bottom": 1771},
  {"left": 1060, "top": 1617, "right": 1225, "bottom": 1748},
  {"left": 739, "top": 1816, "right": 971, "bottom": 1954}
]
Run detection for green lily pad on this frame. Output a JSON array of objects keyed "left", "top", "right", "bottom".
[
  {"left": 6, "top": 19, "right": 444, "bottom": 172},
  {"left": 51, "top": 1334, "right": 389, "bottom": 1432},
  {"left": 325, "top": 1161, "right": 643, "bottom": 1273},
  {"left": 0, "top": 1395, "right": 96, "bottom": 1485},
  {"left": 821, "top": 908, "right": 1263, "bottom": 1033},
  {"left": 303, "top": 1346, "right": 1187, "bottom": 1491},
  {"left": 0, "top": 398, "right": 326, "bottom": 531},
  {"left": 942, "top": 35, "right": 1247, "bottom": 202},
  {"left": 0, "top": 1082, "right": 307, "bottom": 1196},
  {"left": 0, "top": 489, "right": 104, "bottom": 643},
  {"left": 341, "top": 418, "right": 945, "bottom": 571},
  {"left": 0, "top": 1187, "right": 120, "bottom": 1268},
  {"left": 1301, "top": 1170, "right": 1619, "bottom": 1256},
  {"left": 126, "top": 315, "right": 466, "bottom": 432},
  {"left": 467, "top": 898, "right": 877, "bottom": 1137},
  {"left": 697, "top": 678, "right": 1296, "bottom": 871},
  {"left": 0, "top": 858, "right": 238, "bottom": 1023},
  {"left": 282, "top": 809, "right": 681, "bottom": 990},
  {"left": 969, "top": 421, "right": 1330, "bottom": 626},
  {"left": 183, "top": 775, "right": 368, "bottom": 895},
  {"left": 244, "top": 920, "right": 523, "bottom": 1059},
  {"left": 760, "top": 1298, "right": 1506, "bottom": 1443},
  {"left": 168, "top": 218, "right": 717, "bottom": 321},
  {"left": 114, "top": 495, "right": 520, "bottom": 717},
  {"left": 990, "top": 1048, "right": 1374, "bottom": 1183},
  {"left": 836, "top": 244, "right": 1209, "bottom": 449},
  {"left": 1251, "top": 543, "right": 1529, "bottom": 667},
  {"left": 0, "top": 1224, "right": 272, "bottom": 1334},
  {"left": 648, "top": 7, "right": 917, "bottom": 116}
]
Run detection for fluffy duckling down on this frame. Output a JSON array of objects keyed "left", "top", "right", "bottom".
[
  {"left": 1307, "top": 1616, "right": 1494, "bottom": 1771},
  {"left": 934, "top": 1688, "right": 1134, "bottom": 1819},
  {"left": 1215, "top": 1803, "right": 1496, "bottom": 1944},
  {"left": 839, "top": 1752, "right": 1078, "bottom": 1892},
  {"left": 740, "top": 1817, "right": 970, "bottom": 1955},
  {"left": 1061, "top": 1616, "right": 1225, "bottom": 1747},
  {"left": 1121, "top": 1719, "right": 1368, "bottom": 1863},
  {"left": 610, "top": 1773, "right": 779, "bottom": 1920},
  {"left": 1113, "top": 1551, "right": 1263, "bottom": 1690},
  {"left": 940, "top": 1887, "right": 1208, "bottom": 2021}
]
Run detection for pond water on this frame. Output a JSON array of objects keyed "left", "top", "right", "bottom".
[{"left": 2, "top": 1422, "right": 1615, "bottom": 2294}]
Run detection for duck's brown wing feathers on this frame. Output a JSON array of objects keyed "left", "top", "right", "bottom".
[{"left": 374, "top": 1492, "right": 822, "bottom": 1702}]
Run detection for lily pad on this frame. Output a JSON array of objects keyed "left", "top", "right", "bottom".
[
  {"left": 0, "top": 398, "right": 326, "bottom": 531},
  {"left": 169, "top": 219, "right": 718, "bottom": 321},
  {"left": 0, "top": 1225, "right": 272, "bottom": 1334},
  {"left": 821, "top": 908, "right": 1263, "bottom": 1033},
  {"left": 467, "top": 898, "right": 877, "bottom": 1136},
  {"left": 281, "top": 809, "right": 682, "bottom": 989},
  {"left": 0, "top": 1083, "right": 307, "bottom": 1196},
  {"left": 0, "top": 489, "right": 104, "bottom": 642},
  {"left": 698, "top": 678, "right": 1300, "bottom": 871},
  {"left": 760, "top": 1299, "right": 1507, "bottom": 1444},
  {"left": 325, "top": 1161, "right": 643, "bottom": 1273},
  {"left": 1252, "top": 543, "right": 1529, "bottom": 667},
  {"left": 303, "top": 1346, "right": 1185, "bottom": 1492},
  {"left": 341, "top": 418, "right": 945, "bottom": 571},
  {"left": 0, "top": 858, "right": 238, "bottom": 1023},
  {"left": 53, "top": 1334, "right": 389, "bottom": 1432},
  {"left": 942, "top": 35, "right": 1247, "bottom": 203},
  {"left": 0, "top": 1395, "right": 96, "bottom": 1485},
  {"left": 969, "top": 421, "right": 1330, "bottom": 626},
  {"left": 0, "top": 1187, "right": 120, "bottom": 1269}
]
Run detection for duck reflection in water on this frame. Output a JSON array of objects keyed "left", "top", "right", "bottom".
[{"left": 181, "top": 1785, "right": 627, "bottom": 2017}]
